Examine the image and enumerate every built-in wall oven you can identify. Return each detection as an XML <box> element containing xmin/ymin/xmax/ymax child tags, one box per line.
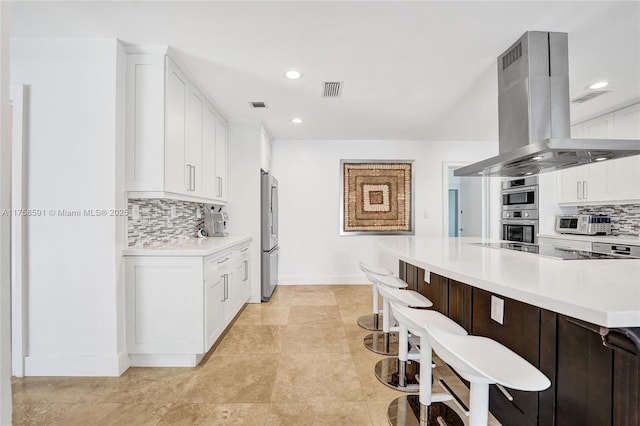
<box><xmin>501</xmin><ymin>176</ymin><xmax>539</xmax><ymax>244</ymax></box>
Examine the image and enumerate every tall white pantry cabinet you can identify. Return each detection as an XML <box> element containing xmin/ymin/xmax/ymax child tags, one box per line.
<box><xmin>125</xmin><ymin>47</ymin><xmax>228</xmax><ymax>203</ymax></box>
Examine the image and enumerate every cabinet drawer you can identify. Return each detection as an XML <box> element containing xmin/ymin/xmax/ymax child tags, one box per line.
<box><xmin>205</xmin><ymin>251</ymin><xmax>233</xmax><ymax>280</ymax></box>
<box><xmin>237</xmin><ymin>244</ymin><xmax>251</xmax><ymax>259</ymax></box>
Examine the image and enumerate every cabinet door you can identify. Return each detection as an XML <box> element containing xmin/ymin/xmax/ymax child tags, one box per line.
<box><xmin>187</xmin><ymin>85</ymin><xmax>205</xmax><ymax>195</ymax></box>
<box><xmin>164</xmin><ymin>58</ymin><xmax>189</xmax><ymax>195</ymax></box>
<box><xmin>126</xmin><ymin>257</ymin><xmax>204</xmax><ymax>355</ymax></box>
<box><xmin>202</xmin><ymin>105</ymin><xmax>218</xmax><ymax>199</ymax></box>
<box><xmin>556</xmin><ymin>316</ymin><xmax>613</xmax><ymax>426</ymax></box>
<box><xmin>416</xmin><ymin>270</ymin><xmax>448</xmax><ymax>314</ymax></box>
<box><xmin>472</xmin><ymin>288</ymin><xmax>542</xmax><ymax>426</ymax></box>
<box><xmin>557</xmin><ymin>166</ymin><xmax>586</xmax><ymax>203</ymax></box>
<box><xmin>238</xmin><ymin>248</ymin><xmax>251</xmax><ymax>303</ymax></box>
<box><xmin>447</xmin><ymin>280</ymin><xmax>472</xmax><ymax>332</ymax></box>
<box><xmin>205</xmin><ymin>276</ymin><xmax>223</xmax><ymax>351</ymax></box>
<box><xmin>215</xmin><ymin>116</ymin><xmax>228</xmax><ymax>201</ymax></box>
<box><xmin>612</xmin><ymin>104</ymin><xmax>640</xmax><ymax>201</ymax></box>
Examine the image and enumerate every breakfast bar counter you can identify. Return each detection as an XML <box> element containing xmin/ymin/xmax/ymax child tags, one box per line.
<box><xmin>379</xmin><ymin>236</ymin><xmax>640</xmax><ymax>425</ymax></box>
<box><xmin>378</xmin><ymin>236</ymin><xmax>640</xmax><ymax>328</ymax></box>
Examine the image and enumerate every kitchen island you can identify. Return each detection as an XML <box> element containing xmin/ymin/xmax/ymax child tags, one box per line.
<box><xmin>379</xmin><ymin>236</ymin><xmax>640</xmax><ymax>328</ymax></box>
<box><xmin>379</xmin><ymin>236</ymin><xmax>640</xmax><ymax>426</ymax></box>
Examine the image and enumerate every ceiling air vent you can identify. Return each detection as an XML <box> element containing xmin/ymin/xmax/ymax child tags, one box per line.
<box><xmin>571</xmin><ymin>91</ymin><xmax>610</xmax><ymax>104</ymax></box>
<box><xmin>322</xmin><ymin>81</ymin><xmax>343</xmax><ymax>98</ymax></box>
<box><xmin>249</xmin><ymin>101</ymin><xmax>268</xmax><ymax>108</ymax></box>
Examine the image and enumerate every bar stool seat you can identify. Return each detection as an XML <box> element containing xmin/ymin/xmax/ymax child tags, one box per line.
<box><xmin>425</xmin><ymin>323</ymin><xmax>551</xmax><ymax>425</ymax></box>
<box><xmin>373</xmin><ymin>284</ymin><xmax>434</xmax><ymax>391</ymax></box>
<box><xmin>357</xmin><ymin>262</ymin><xmax>394</xmax><ymax>331</ymax></box>
<box><xmin>362</xmin><ymin>272</ymin><xmax>412</xmax><ymax>356</ymax></box>
<box><xmin>388</xmin><ymin>302</ymin><xmax>467</xmax><ymax>426</ymax></box>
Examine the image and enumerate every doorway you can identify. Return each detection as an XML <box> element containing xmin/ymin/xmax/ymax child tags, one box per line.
<box><xmin>442</xmin><ymin>162</ymin><xmax>487</xmax><ymax>238</ymax></box>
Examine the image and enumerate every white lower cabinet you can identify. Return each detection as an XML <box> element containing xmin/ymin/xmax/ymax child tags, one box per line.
<box><xmin>126</xmin><ymin>242</ymin><xmax>252</xmax><ymax>367</ymax></box>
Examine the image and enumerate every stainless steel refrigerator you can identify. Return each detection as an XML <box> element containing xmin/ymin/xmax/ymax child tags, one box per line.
<box><xmin>261</xmin><ymin>171</ymin><xmax>279</xmax><ymax>301</ymax></box>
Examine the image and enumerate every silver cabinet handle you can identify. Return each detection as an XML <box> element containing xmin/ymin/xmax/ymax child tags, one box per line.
<box><xmin>217</xmin><ymin>256</ymin><xmax>231</xmax><ymax>265</ymax></box>
<box><xmin>240</xmin><ymin>247</ymin><xmax>249</xmax><ymax>253</ymax></box>
<box><xmin>577</xmin><ymin>181</ymin><xmax>582</xmax><ymax>200</ymax></box>
<box><xmin>583</xmin><ymin>180</ymin><xmax>588</xmax><ymax>200</ymax></box>
<box><xmin>244</xmin><ymin>260</ymin><xmax>249</xmax><ymax>281</ymax></box>
<box><xmin>186</xmin><ymin>164</ymin><xmax>192</xmax><ymax>191</ymax></box>
<box><xmin>220</xmin><ymin>277</ymin><xmax>225</xmax><ymax>302</ymax></box>
<box><xmin>216</xmin><ymin>177</ymin><xmax>222</xmax><ymax>197</ymax></box>
<box><xmin>191</xmin><ymin>165</ymin><xmax>196</xmax><ymax>191</ymax></box>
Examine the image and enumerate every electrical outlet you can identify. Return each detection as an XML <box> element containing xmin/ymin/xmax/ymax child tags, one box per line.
<box><xmin>491</xmin><ymin>295</ymin><xmax>504</xmax><ymax>325</ymax></box>
<box><xmin>132</xmin><ymin>205</ymin><xmax>140</xmax><ymax>220</ymax></box>
<box><xmin>170</xmin><ymin>206</ymin><xmax>176</xmax><ymax>219</ymax></box>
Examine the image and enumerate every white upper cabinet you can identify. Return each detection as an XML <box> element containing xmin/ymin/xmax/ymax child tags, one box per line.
<box><xmin>215</xmin><ymin>117</ymin><xmax>228</xmax><ymax>201</ymax></box>
<box><xmin>557</xmin><ymin>104</ymin><xmax>640</xmax><ymax>204</ymax></box>
<box><xmin>126</xmin><ymin>49</ymin><xmax>228</xmax><ymax>204</ymax></box>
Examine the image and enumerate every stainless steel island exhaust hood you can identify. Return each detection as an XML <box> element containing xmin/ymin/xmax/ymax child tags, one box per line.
<box><xmin>455</xmin><ymin>31</ymin><xmax>640</xmax><ymax>177</ymax></box>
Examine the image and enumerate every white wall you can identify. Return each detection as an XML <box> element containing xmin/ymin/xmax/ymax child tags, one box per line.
<box><xmin>272</xmin><ymin>139</ymin><xmax>497</xmax><ymax>284</ymax></box>
<box><xmin>11</xmin><ymin>38</ymin><xmax>128</xmax><ymax>376</ymax></box>
<box><xmin>0</xmin><ymin>1</ymin><xmax>12</xmax><ymax>421</ymax></box>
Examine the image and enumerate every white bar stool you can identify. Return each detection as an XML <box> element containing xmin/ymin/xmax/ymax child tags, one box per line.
<box><xmin>374</xmin><ymin>284</ymin><xmax>433</xmax><ymax>392</ymax></box>
<box><xmin>357</xmin><ymin>261</ymin><xmax>394</xmax><ymax>331</ymax></box>
<box><xmin>362</xmin><ymin>272</ymin><xmax>409</xmax><ymax>356</ymax></box>
<box><xmin>425</xmin><ymin>323</ymin><xmax>551</xmax><ymax>426</ymax></box>
<box><xmin>388</xmin><ymin>301</ymin><xmax>468</xmax><ymax>426</ymax></box>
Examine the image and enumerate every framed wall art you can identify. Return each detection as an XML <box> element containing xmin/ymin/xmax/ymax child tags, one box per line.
<box><xmin>340</xmin><ymin>160</ymin><xmax>414</xmax><ymax>235</ymax></box>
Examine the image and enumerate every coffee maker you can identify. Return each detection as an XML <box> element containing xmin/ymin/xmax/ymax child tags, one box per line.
<box><xmin>204</xmin><ymin>205</ymin><xmax>228</xmax><ymax>237</ymax></box>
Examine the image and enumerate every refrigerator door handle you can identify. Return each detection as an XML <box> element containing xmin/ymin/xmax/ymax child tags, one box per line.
<box><xmin>271</xmin><ymin>185</ymin><xmax>278</xmax><ymax>236</ymax></box>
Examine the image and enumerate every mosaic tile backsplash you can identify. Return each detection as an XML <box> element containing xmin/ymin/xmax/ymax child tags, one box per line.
<box><xmin>578</xmin><ymin>204</ymin><xmax>640</xmax><ymax>236</ymax></box>
<box><xmin>128</xmin><ymin>199</ymin><xmax>205</xmax><ymax>247</ymax></box>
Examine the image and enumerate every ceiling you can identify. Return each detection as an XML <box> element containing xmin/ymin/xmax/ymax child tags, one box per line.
<box><xmin>9</xmin><ymin>1</ymin><xmax>640</xmax><ymax>141</ymax></box>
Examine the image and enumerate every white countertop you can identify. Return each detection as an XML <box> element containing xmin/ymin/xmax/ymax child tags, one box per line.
<box><xmin>379</xmin><ymin>236</ymin><xmax>640</xmax><ymax>328</ymax></box>
<box><xmin>538</xmin><ymin>233</ymin><xmax>640</xmax><ymax>246</ymax></box>
<box><xmin>123</xmin><ymin>235</ymin><xmax>252</xmax><ymax>256</ymax></box>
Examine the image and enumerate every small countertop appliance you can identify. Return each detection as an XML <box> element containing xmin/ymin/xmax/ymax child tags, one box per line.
<box><xmin>555</xmin><ymin>214</ymin><xmax>612</xmax><ymax>236</ymax></box>
<box><xmin>204</xmin><ymin>205</ymin><xmax>228</xmax><ymax>237</ymax></box>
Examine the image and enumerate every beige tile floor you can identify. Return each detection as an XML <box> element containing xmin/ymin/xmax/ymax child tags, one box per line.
<box><xmin>11</xmin><ymin>285</ymin><xmax>402</xmax><ymax>425</ymax></box>
<box><xmin>12</xmin><ymin>285</ymin><xmax>495</xmax><ymax>425</ymax></box>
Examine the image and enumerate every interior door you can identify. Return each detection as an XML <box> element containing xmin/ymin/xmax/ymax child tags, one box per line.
<box><xmin>459</xmin><ymin>177</ymin><xmax>483</xmax><ymax>237</ymax></box>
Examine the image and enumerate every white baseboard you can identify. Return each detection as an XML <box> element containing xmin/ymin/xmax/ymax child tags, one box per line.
<box><xmin>129</xmin><ymin>353</ymin><xmax>203</xmax><ymax>367</ymax></box>
<box><xmin>117</xmin><ymin>350</ymin><xmax>130</xmax><ymax>375</ymax></box>
<box><xmin>278</xmin><ymin>275</ymin><xmax>369</xmax><ymax>285</ymax></box>
<box><xmin>24</xmin><ymin>353</ymin><xmax>126</xmax><ymax>377</ymax></box>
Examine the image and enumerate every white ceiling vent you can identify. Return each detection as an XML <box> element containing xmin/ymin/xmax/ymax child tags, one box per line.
<box><xmin>571</xmin><ymin>90</ymin><xmax>610</xmax><ymax>104</ymax></box>
<box><xmin>249</xmin><ymin>101</ymin><xmax>268</xmax><ymax>108</ymax></box>
<box><xmin>322</xmin><ymin>81</ymin><xmax>343</xmax><ymax>98</ymax></box>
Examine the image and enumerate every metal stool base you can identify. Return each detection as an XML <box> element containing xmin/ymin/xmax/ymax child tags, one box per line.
<box><xmin>387</xmin><ymin>395</ymin><xmax>464</xmax><ymax>426</ymax></box>
<box><xmin>356</xmin><ymin>313</ymin><xmax>382</xmax><ymax>331</ymax></box>
<box><xmin>363</xmin><ymin>331</ymin><xmax>399</xmax><ymax>356</ymax></box>
<box><xmin>374</xmin><ymin>357</ymin><xmax>420</xmax><ymax>392</ymax></box>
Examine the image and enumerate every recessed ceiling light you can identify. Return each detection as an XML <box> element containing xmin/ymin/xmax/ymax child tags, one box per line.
<box><xmin>532</xmin><ymin>156</ymin><xmax>543</xmax><ymax>161</ymax></box>
<box><xmin>291</xmin><ymin>118</ymin><xmax>302</xmax><ymax>124</ymax></box>
<box><xmin>285</xmin><ymin>70</ymin><xmax>302</xmax><ymax>80</ymax></box>
<box><xmin>589</xmin><ymin>81</ymin><xmax>609</xmax><ymax>90</ymax></box>
<box><xmin>524</xmin><ymin>172</ymin><xmax>534</xmax><ymax>176</ymax></box>
<box><xmin>595</xmin><ymin>157</ymin><xmax>608</xmax><ymax>162</ymax></box>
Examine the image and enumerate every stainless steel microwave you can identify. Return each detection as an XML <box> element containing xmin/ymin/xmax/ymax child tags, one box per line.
<box><xmin>501</xmin><ymin>177</ymin><xmax>538</xmax><ymax>211</ymax></box>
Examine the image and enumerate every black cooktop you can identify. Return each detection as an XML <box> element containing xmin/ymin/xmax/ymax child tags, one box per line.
<box><xmin>472</xmin><ymin>242</ymin><xmax>638</xmax><ymax>260</ymax></box>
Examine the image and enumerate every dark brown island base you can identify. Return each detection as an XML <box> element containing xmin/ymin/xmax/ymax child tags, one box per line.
<box><xmin>399</xmin><ymin>261</ymin><xmax>640</xmax><ymax>426</ymax></box>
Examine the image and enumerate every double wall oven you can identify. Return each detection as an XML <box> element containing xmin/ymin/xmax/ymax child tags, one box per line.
<box><xmin>501</xmin><ymin>176</ymin><xmax>539</xmax><ymax>244</ymax></box>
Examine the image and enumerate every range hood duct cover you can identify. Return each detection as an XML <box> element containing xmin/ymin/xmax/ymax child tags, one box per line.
<box><xmin>455</xmin><ymin>31</ymin><xmax>640</xmax><ymax>177</ymax></box>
